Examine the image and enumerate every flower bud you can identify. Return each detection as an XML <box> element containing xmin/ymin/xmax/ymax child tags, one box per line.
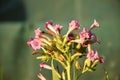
<box><xmin>32</xmin><ymin>51</ymin><xmax>39</xmax><ymax>55</ymax></box>
<box><xmin>58</xmin><ymin>54</ymin><xmax>65</xmax><ymax>62</ymax></box>
<box><xmin>40</xmin><ymin>62</ymin><xmax>52</xmax><ymax>70</ymax></box>
<box><xmin>37</xmin><ymin>56</ymin><xmax>51</xmax><ymax>61</ymax></box>
<box><xmin>76</xmin><ymin>44</ymin><xmax>81</xmax><ymax>49</ymax></box>
<box><xmin>99</xmin><ymin>57</ymin><xmax>104</xmax><ymax>64</ymax></box>
<box><xmin>75</xmin><ymin>61</ymin><xmax>82</xmax><ymax>70</ymax></box>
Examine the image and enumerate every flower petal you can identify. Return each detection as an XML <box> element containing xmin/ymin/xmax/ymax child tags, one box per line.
<box><xmin>27</xmin><ymin>38</ymin><xmax>41</xmax><ymax>50</ymax></box>
<box><xmin>90</xmin><ymin>19</ymin><xmax>99</xmax><ymax>30</ymax></box>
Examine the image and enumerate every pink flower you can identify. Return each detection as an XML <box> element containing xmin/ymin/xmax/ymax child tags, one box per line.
<box><xmin>69</xmin><ymin>20</ymin><xmax>80</xmax><ymax>30</ymax></box>
<box><xmin>40</xmin><ymin>63</ymin><xmax>52</xmax><ymax>70</ymax></box>
<box><xmin>27</xmin><ymin>38</ymin><xmax>41</xmax><ymax>50</ymax></box>
<box><xmin>38</xmin><ymin>73</ymin><xmax>46</xmax><ymax>80</ymax></box>
<box><xmin>35</xmin><ymin>28</ymin><xmax>42</xmax><ymax>38</ymax></box>
<box><xmin>78</xmin><ymin>28</ymin><xmax>92</xmax><ymax>44</ymax></box>
<box><xmin>79</xmin><ymin>38</ymin><xmax>85</xmax><ymax>45</ymax></box>
<box><xmin>54</xmin><ymin>24</ymin><xmax>63</xmax><ymax>33</ymax></box>
<box><xmin>90</xmin><ymin>19</ymin><xmax>99</xmax><ymax>30</ymax></box>
<box><xmin>79</xmin><ymin>28</ymin><xmax>92</xmax><ymax>39</ymax></box>
<box><xmin>45</xmin><ymin>21</ymin><xmax>57</xmax><ymax>34</ymax></box>
<box><xmin>45</xmin><ymin>21</ymin><xmax>53</xmax><ymax>27</ymax></box>
<box><xmin>87</xmin><ymin>50</ymin><xmax>99</xmax><ymax>62</ymax></box>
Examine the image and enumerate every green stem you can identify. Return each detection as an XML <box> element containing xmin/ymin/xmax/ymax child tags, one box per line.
<box><xmin>66</xmin><ymin>62</ymin><xmax>71</xmax><ymax>80</ymax></box>
<box><xmin>73</xmin><ymin>61</ymin><xmax>76</xmax><ymax>80</ymax></box>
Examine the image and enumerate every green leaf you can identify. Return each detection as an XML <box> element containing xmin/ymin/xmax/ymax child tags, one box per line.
<box><xmin>51</xmin><ymin>60</ymin><xmax>61</xmax><ymax>80</ymax></box>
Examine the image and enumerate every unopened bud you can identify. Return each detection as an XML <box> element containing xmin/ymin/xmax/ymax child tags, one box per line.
<box><xmin>99</xmin><ymin>57</ymin><xmax>104</xmax><ymax>64</ymax></box>
<box><xmin>32</xmin><ymin>51</ymin><xmax>39</xmax><ymax>55</ymax></box>
<box><xmin>76</xmin><ymin>43</ymin><xmax>81</xmax><ymax>49</ymax></box>
<box><xmin>37</xmin><ymin>56</ymin><xmax>50</xmax><ymax>61</ymax></box>
<box><xmin>75</xmin><ymin>61</ymin><xmax>82</xmax><ymax>70</ymax></box>
<box><xmin>58</xmin><ymin>55</ymin><xmax>64</xmax><ymax>62</ymax></box>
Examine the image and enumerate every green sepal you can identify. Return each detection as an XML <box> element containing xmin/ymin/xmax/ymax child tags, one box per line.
<box><xmin>76</xmin><ymin>43</ymin><xmax>81</xmax><ymax>49</ymax></box>
<box><xmin>82</xmin><ymin>58</ymin><xmax>91</xmax><ymax>73</ymax></box>
<box><xmin>82</xmin><ymin>59</ymin><xmax>99</xmax><ymax>73</ymax></box>
<box><xmin>75</xmin><ymin>61</ymin><xmax>82</xmax><ymax>70</ymax></box>
<box><xmin>91</xmin><ymin>59</ymin><xmax>99</xmax><ymax>68</ymax></box>
<box><xmin>36</xmin><ymin>55</ymin><xmax>51</xmax><ymax>62</ymax></box>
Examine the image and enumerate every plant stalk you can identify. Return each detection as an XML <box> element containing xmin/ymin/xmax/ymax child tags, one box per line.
<box><xmin>66</xmin><ymin>62</ymin><xmax>71</xmax><ymax>80</ymax></box>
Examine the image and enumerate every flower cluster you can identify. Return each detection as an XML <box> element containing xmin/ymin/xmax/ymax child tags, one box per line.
<box><xmin>27</xmin><ymin>19</ymin><xmax>104</xmax><ymax>80</ymax></box>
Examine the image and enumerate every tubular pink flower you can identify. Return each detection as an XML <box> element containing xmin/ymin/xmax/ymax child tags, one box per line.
<box><xmin>54</xmin><ymin>24</ymin><xmax>63</xmax><ymax>33</ymax></box>
<box><xmin>40</xmin><ymin>63</ymin><xmax>52</xmax><ymax>70</ymax></box>
<box><xmin>69</xmin><ymin>20</ymin><xmax>80</xmax><ymax>30</ymax></box>
<box><xmin>78</xmin><ymin>28</ymin><xmax>92</xmax><ymax>45</ymax></box>
<box><xmin>66</xmin><ymin>20</ymin><xmax>80</xmax><ymax>38</ymax></box>
<box><xmin>27</xmin><ymin>38</ymin><xmax>41</xmax><ymax>50</ymax></box>
<box><xmin>79</xmin><ymin>28</ymin><xmax>92</xmax><ymax>39</ymax></box>
<box><xmin>45</xmin><ymin>21</ymin><xmax>57</xmax><ymax>34</ymax></box>
<box><xmin>46</xmin><ymin>24</ymin><xmax>56</xmax><ymax>33</ymax></box>
<box><xmin>87</xmin><ymin>50</ymin><xmax>99</xmax><ymax>62</ymax></box>
<box><xmin>35</xmin><ymin>28</ymin><xmax>42</xmax><ymax>38</ymax></box>
<box><xmin>45</xmin><ymin>21</ymin><xmax>53</xmax><ymax>27</ymax></box>
<box><xmin>90</xmin><ymin>19</ymin><xmax>99</xmax><ymax>30</ymax></box>
<box><xmin>38</xmin><ymin>73</ymin><xmax>46</xmax><ymax>80</ymax></box>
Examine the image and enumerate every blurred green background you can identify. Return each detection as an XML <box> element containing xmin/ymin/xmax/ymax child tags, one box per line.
<box><xmin>0</xmin><ymin>0</ymin><xmax>120</xmax><ymax>80</ymax></box>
